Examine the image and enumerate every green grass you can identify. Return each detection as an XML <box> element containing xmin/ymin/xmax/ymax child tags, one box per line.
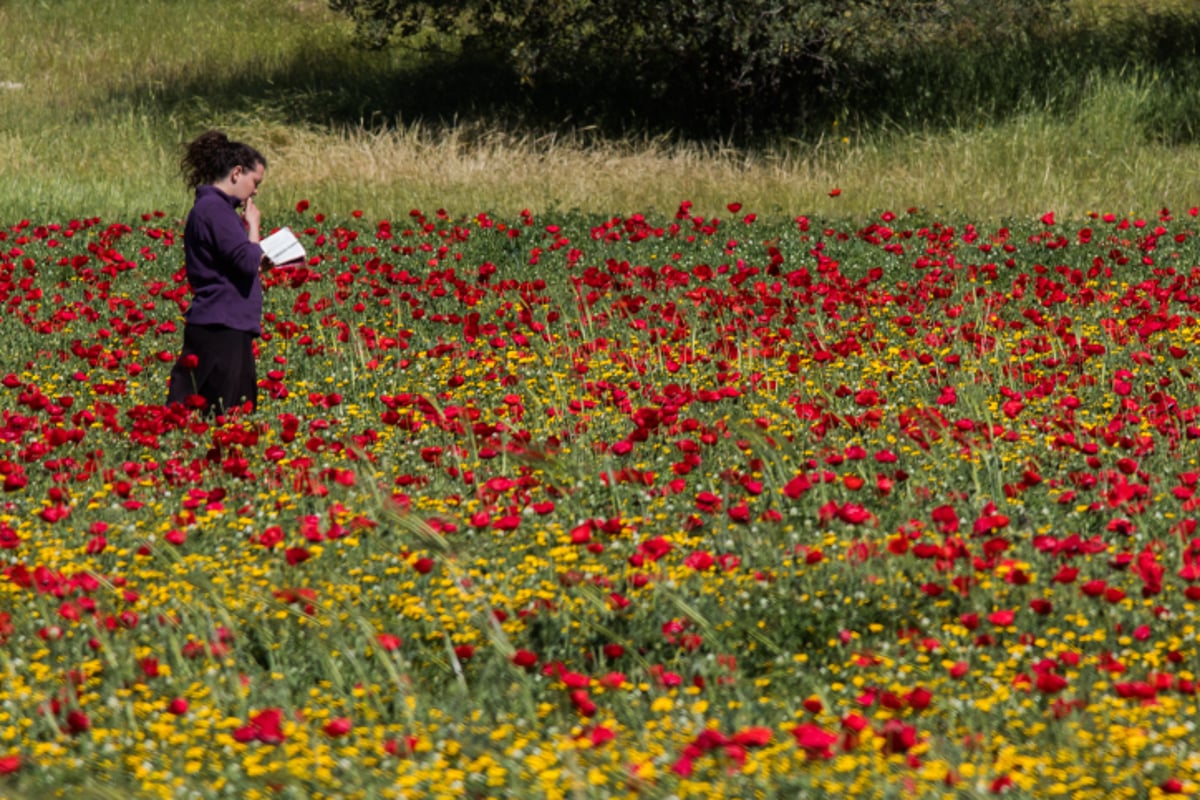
<box><xmin>1</xmin><ymin>0</ymin><xmax>1198</xmax><ymax>223</ymax></box>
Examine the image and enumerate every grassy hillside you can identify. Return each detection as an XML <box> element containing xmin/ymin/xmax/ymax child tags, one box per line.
<box><xmin>1</xmin><ymin>0</ymin><xmax>1198</xmax><ymax>222</ymax></box>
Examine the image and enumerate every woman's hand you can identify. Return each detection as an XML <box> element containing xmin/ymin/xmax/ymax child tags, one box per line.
<box><xmin>244</xmin><ymin>196</ymin><xmax>263</xmax><ymax>242</ymax></box>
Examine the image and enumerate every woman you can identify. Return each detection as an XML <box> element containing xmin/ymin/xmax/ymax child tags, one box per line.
<box><xmin>166</xmin><ymin>130</ymin><xmax>269</xmax><ymax>416</ymax></box>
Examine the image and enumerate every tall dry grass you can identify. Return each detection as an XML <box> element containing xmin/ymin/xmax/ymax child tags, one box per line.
<box><xmin>258</xmin><ymin>98</ymin><xmax>1200</xmax><ymax>222</ymax></box>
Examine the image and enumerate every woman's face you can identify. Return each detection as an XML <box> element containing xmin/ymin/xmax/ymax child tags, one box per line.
<box><xmin>226</xmin><ymin>162</ymin><xmax>265</xmax><ymax>203</ymax></box>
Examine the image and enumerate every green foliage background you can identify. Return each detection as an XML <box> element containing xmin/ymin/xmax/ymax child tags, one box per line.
<box><xmin>327</xmin><ymin>0</ymin><xmax>1200</xmax><ymax>140</ymax></box>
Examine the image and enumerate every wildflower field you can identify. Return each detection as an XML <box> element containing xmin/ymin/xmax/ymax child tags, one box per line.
<box><xmin>3</xmin><ymin>199</ymin><xmax>1200</xmax><ymax>799</ymax></box>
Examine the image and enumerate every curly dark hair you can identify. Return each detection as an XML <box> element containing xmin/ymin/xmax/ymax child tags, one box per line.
<box><xmin>179</xmin><ymin>130</ymin><xmax>267</xmax><ymax>190</ymax></box>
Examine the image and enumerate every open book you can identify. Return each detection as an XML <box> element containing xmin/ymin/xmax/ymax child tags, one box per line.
<box><xmin>260</xmin><ymin>227</ymin><xmax>306</xmax><ymax>265</ymax></box>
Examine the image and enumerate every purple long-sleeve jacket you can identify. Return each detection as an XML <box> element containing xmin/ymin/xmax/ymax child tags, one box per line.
<box><xmin>182</xmin><ymin>185</ymin><xmax>264</xmax><ymax>335</ymax></box>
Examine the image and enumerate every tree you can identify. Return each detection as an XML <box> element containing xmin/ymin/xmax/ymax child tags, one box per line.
<box><xmin>328</xmin><ymin>0</ymin><xmax>1074</xmax><ymax>137</ymax></box>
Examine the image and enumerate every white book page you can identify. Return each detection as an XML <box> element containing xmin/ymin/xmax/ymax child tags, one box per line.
<box><xmin>260</xmin><ymin>227</ymin><xmax>305</xmax><ymax>264</ymax></box>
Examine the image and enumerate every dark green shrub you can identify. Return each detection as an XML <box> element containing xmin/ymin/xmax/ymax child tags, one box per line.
<box><xmin>327</xmin><ymin>0</ymin><xmax>1200</xmax><ymax>141</ymax></box>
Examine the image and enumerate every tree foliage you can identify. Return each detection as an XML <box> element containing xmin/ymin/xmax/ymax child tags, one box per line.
<box><xmin>327</xmin><ymin>0</ymin><xmax>1199</xmax><ymax>137</ymax></box>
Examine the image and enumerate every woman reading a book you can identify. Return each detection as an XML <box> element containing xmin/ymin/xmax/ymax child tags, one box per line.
<box><xmin>166</xmin><ymin>130</ymin><xmax>269</xmax><ymax>416</ymax></box>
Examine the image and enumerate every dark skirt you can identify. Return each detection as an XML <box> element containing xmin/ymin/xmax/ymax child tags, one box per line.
<box><xmin>166</xmin><ymin>323</ymin><xmax>258</xmax><ymax>416</ymax></box>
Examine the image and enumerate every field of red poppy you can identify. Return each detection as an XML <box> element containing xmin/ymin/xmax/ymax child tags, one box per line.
<box><xmin>2</xmin><ymin>200</ymin><xmax>1200</xmax><ymax>798</ymax></box>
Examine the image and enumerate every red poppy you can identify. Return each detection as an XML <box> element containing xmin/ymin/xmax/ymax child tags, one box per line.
<box><xmin>670</xmin><ymin>755</ymin><xmax>695</xmax><ymax>777</ymax></box>
<box><xmin>732</xmin><ymin>727</ymin><xmax>772</xmax><ymax>747</ymax></box>
<box><xmin>906</xmin><ymin>686</ymin><xmax>933</xmax><ymax>710</ymax></box>
<box><xmin>324</xmin><ymin>717</ymin><xmax>352</xmax><ymax>737</ymax></box>
<box><xmin>638</xmin><ymin>537</ymin><xmax>673</xmax><ymax>561</ymax></box>
<box><xmin>838</xmin><ymin>503</ymin><xmax>872</xmax><ymax>525</ymax></box>
<box><xmin>257</xmin><ymin>526</ymin><xmax>284</xmax><ymax>548</ymax></box>
<box><xmin>512</xmin><ymin>649</ymin><xmax>538</xmax><ymax>669</ymax></box>
<box><xmin>727</xmin><ymin>502</ymin><xmax>751</xmax><ymax>522</ymax></box>
<box><xmin>988</xmin><ymin>609</ymin><xmax>1015</xmax><ymax>627</ymax></box>
<box><xmin>1030</xmin><ymin>598</ymin><xmax>1054</xmax><ymax>615</ymax></box>
<box><xmin>694</xmin><ymin>491</ymin><xmax>722</xmax><ymax>513</ymax></box>
<box><xmin>1160</xmin><ymin>778</ymin><xmax>1186</xmax><ymax>794</ymax></box>
<box><xmin>880</xmin><ymin>719</ymin><xmax>917</xmax><ymax>755</ymax></box>
<box><xmin>991</xmin><ymin>774</ymin><xmax>1014</xmax><ymax>793</ymax></box>
<box><xmin>783</xmin><ymin>473</ymin><xmax>812</xmax><ymax>499</ymax></box>
<box><xmin>1052</xmin><ymin>565</ymin><xmax>1078</xmax><ymax>583</ymax></box>
<box><xmin>375</xmin><ymin>633</ymin><xmax>403</xmax><ymax>651</ymax></box>
<box><xmin>284</xmin><ymin>547</ymin><xmax>311</xmax><ymax>566</ymax></box>
<box><xmin>65</xmin><ymin>710</ymin><xmax>90</xmax><ymax>735</ymax></box>
<box><xmin>234</xmin><ymin>708</ymin><xmax>286</xmax><ymax>744</ymax></box>
<box><xmin>791</xmin><ymin>723</ymin><xmax>837</xmax><ymax>759</ymax></box>
<box><xmin>930</xmin><ymin>504</ymin><xmax>959</xmax><ymax>533</ymax></box>
<box><xmin>492</xmin><ymin>514</ymin><xmax>521</xmax><ymax>531</ymax></box>
<box><xmin>1034</xmin><ymin>669</ymin><xmax>1068</xmax><ymax>693</ymax></box>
